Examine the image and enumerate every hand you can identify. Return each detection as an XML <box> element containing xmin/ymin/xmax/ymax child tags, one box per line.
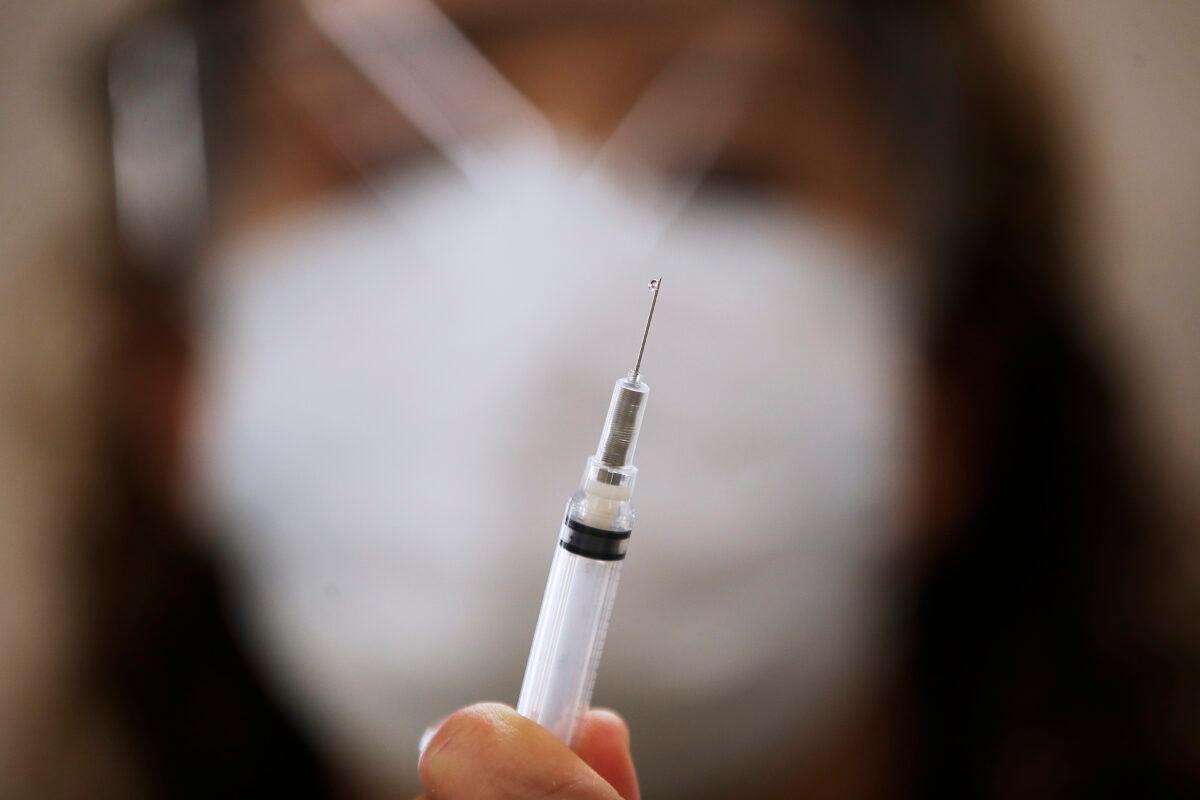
<box><xmin>417</xmin><ymin>703</ymin><xmax>639</xmax><ymax>800</ymax></box>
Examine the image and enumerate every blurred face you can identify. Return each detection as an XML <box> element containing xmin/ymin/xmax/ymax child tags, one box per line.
<box><xmin>179</xmin><ymin>2</ymin><xmax>920</xmax><ymax>796</ymax></box>
<box><xmin>211</xmin><ymin>0</ymin><xmax>905</xmax><ymax>244</ymax></box>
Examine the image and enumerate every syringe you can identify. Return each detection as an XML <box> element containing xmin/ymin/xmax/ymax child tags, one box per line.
<box><xmin>516</xmin><ymin>278</ymin><xmax>663</xmax><ymax>746</ymax></box>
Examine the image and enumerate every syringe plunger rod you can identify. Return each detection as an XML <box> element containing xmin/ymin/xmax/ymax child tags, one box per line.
<box><xmin>595</xmin><ymin>378</ymin><xmax>648</xmax><ymax>468</ymax></box>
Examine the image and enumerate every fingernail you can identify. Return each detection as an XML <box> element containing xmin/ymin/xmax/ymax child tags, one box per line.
<box><xmin>418</xmin><ymin>716</ymin><xmax>448</xmax><ymax>760</ymax></box>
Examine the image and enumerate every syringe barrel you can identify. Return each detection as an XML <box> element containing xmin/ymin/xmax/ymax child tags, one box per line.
<box><xmin>516</xmin><ymin>487</ymin><xmax>633</xmax><ymax>746</ymax></box>
<box><xmin>518</xmin><ymin>375</ymin><xmax>647</xmax><ymax>746</ymax></box>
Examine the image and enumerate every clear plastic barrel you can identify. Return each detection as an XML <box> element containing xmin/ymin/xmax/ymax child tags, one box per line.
<box><xmin>518</xmin><ymin>377</ymin><xmax>644</xmax><ymax>746</ymax></box>
<box><xmin>516</xmin><ymin>533</ymin><xmax>624</xmax><ymax>746</ymax></box>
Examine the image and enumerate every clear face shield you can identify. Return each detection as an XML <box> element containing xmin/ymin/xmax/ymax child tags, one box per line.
<box><xmin>110</xmin><ymin>2</ymin><xmax>917</xmax><ymax>795</ymax></box>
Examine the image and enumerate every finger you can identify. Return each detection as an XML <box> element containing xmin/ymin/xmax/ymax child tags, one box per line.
<box><xmin>574</xmin><ymin>709</ymin><xmax>639</xmax><ymax>800</ymax></box>
<box><xmin>418</xmin><ymin>703</ymin><xmax>623</xmax><ymax>800</ymax></box>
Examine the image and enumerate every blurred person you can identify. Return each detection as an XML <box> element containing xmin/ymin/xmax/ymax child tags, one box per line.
<box><xmin>104</xmin><ymin>1</ymin><xmax>916</xmax><ymax>795</ymax></box>
<box><xmin>3</xmin><ymin>0</ymin><xmax>1196</xmax><ymax>798</ymax></box>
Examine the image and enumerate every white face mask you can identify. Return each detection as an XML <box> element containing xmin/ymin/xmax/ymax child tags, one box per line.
<box><xmin>188</xmin><ymin>142</ymin><xmax>914</xmax><ymax>797</ymax></box>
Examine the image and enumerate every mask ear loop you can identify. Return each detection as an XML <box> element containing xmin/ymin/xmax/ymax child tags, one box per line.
<box><xmin>573</xmin><ymin>21</ymin><xmax>767</xmax><ymax>262</ymax></box>
<box><xmin>303</xmin><ymin>0</ymin><xmax>559</xmax><ymax>190</ymax></box>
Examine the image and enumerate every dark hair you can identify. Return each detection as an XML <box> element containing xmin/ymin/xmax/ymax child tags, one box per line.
<box><xmin>839</xmin><ymin>3</ymin><xmax>1199</xmax><ymax>796</ymax></box>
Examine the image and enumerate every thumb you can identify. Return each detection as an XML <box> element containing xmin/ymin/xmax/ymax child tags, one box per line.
<box><xmin>574</xmin><ymin>709</ymin><xmax>639</xmax><ymax>800</ymax></box>
<box><xmin>417</xmin><ymin>703</ymin><xmax>622</xmax><ymax>800</ymax></box>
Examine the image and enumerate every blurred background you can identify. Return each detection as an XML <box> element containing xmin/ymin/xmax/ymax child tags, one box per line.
<box><xmin>2</xmin><ymin>1</ymin><xmax>1198</xmax><ymax>798</ymax></box>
